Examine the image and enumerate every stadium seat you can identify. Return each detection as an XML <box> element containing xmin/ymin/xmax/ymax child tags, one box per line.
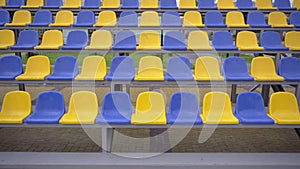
<box><xmin>134</xmin><ymin>56</ymin><xmax>164</xmax><ymax>81</ymax></box>
<box><xmin>136</xmin><ymin>31</ymin><xmax>161</xmax><ymax>50</ymax></box>
<box><xmin>194</xmin><ymin>56</ymin><xmax>224</xmax><ymax>81</ymax></box>
<box><xmin>28</xmin><ymin>10</ymin><xmax>52</xmax><ymax>27</ymax></box>
<box><xmin>223</xmin><ymin>56</ymin><xmax>254</xmax><ymax>81</ymax></box>
<box><xmin>96</xmin><ymin>92</ymin><xmax>132</xmax><ymax>124</ymax></box>
<box><xmin>139</xmin><ymin>11</ymin><xmax>160</xmax><ymax>27</ymax></box>
<box><xmin>94</xmin><ymin>11</ymin><xmax>116</xmax><ymax>26</ymax></box>
<box><xmin>72</xmin><ymin>10</ymin><xmax>95</xmax><ymax>27</ymax></box>
<box><xmin>46</xmin><ymin>56</ymin><xmax>78</xmax><ymax>80</ymax></box>
<box><xmin>140</xmin><ymin>0</ymin><xmax>158</xmax><ymax>9</ymax></box>
<box><xmin>42</xmin><ymin>0</ymin><xmax>62</xmax><ymax>9</ymax></box>
<box><xmin>204</xmin><ymin>11</ymin><xmax>227</xmax><ymax>28</ymax></box>
<box><xmin>35</xmin><ymin>30</ymin><xmax>63</xmax><ymax>50</ymax></box>
<box><xmin>59</xmin><ymin>91</ymin><xmax>98</xmax><ymax>124</ymax></box>
<box><xmin>101</xmin><ymin>0</ymin><xmax>120</xmax><ymax>8</ymax></box>
<box><xmin>0</xmin><ymin>10</ymin><xmax>10</xmax><ymax>26</ymax></box>
<box><xmin>163</xmin><ymin>31</ymin><xmax>186</xmax><ymax>50</ymax></box>
<box><xmin>212</xmin><ymin>31</ymin><xmax>238</xmax><ymax>50</ymax></box>
<box><xmin>279</xmin><ymin>57</ymin><xmax>300</xmax><ymax>81</ymax></box>
<box><xmin>183</xmin><ymin>11</ymin><xmax>205</xmax><ymax>27</ymax></box>
<box><xmin>274</xmin><ymin>0</ymin><xmax>297</xmax><ymax>10</ymax></box>
<box><xmin>0</xmin><ymin>56</ymin><xmax>22</xmax><ymax>80</ymax></box>
<box><xmin>117</xmin><ymin>11</ymin><xmax>138</xmax><ymax>27</ymax></box>
<box><xmin>201</xmin><ymin>92</ymin><xmax>239</xmax><ymax>124</ymax></box>
<box><xmin>9</xmin><ymin>30</ymin><xmax>39</xmax><ymax>50</ymax></box>
<box><xmin>247</xmin><ymin>11</ymin><xmax>271</xmax><ymax>28</ymax></box>
<box><xmin>226</xmin><ymin>11</ymin><xmax>249</xmax><ymax>28</ymax></box>
<box><xmin>187</xmin><ymin>31</ymin><xmax>212</xmax><ymax>50</ymax></box>
<box><xmin>2</xmin><ymin>0</ymin><xmax>24</xmax><ymax>8</ymax></box>
<box><xmin>217</xmin><ymin>0</ymin><xmax>237</xmax><ymax>10</ymax></box>
<box><xmin>0</xmin><ymin>0</ymin><xmax>5</xmax><ymax>6</ymax></box>
<box><xmin>81</xmin><ymin>0</ymin><xmax>100</xmax><ymax>9</ymax></box>
<box><xmin>61</xmin><ymin>30</ymin><xmax>88</xmax><ymax>50</ymax></box>
<box><xmin>75</xmin><ymin>56</ymin><xmax>106</xmax><ymax>81</ymax></box>
<box><xmin>16</xmin><ymin>55</ymin><xmax>50</xmax><ymax>81</ymax></box>
<box><xmin>268</xmin><ymin>12</ymin><xmax>294</xmax><ymax>28</ymax></box>
<box><xmin>121</xmin><ymin>0</ymin><xmax>138</xmax><ymax>9</ymax></box>
<box><xmin>290</xmin><ymin>12</ymin><xmax>300</xmax><ymax>28</ymax></box>
<box><xmin>269</xmin><ymin>92</ymin><xmax>300</xmax><ymax>124</ymax></box>
<box><xmin>60</xmin><ymin>0</ymin><xmax>81</xmax><ymax>8</ymax></box>
<box><xmin>162</xmin><ymin>12</ymin><xmax>181</xmax><ymax>27</ymax></box>
<box><xmin>251</xmin><ymin>57</ymin><xmax>284</xmax><ymax>81</ymax></box>
<box><xmin>112</xmin><ymin>30</ymin><xmax>136</xmax><ymax>50</ymax></box>
<box><xmin>24</xmin><ymin>91</ymin><xmax>65</xmax><ymax>124</ymax></box>
<box><xmin>0</xmin><ymin>91</ymin><xmax>31</xmax><ymax>124</ymax></box>
<box><xmin>160</xmin><ymin>0</ymin><xmax>178</xmax><ymax>9</ymax></box>
<box><xmin>85</xmin><ymin>30</ymin><xmax>112</xmax><ymax>50</ymax></box>
<box><xmin>293</xmin><ymin>0</ymin><xmax>300</xmax><ymax>9</ymax></box>
<box><xmin>49</xmin><ymin>10</ymin><xmax>74</xmax><ymax>27</ymax></box>
<box><xmin>131</xmin><ymin>92</ymin><xmax>166</xmax><ymax>125</ymax></box>
<box><xmin>284</xmin><ymin>31</ymin><xmax>300</xmax><ymax>50</ymax></box>
<box><xmin>260</xmin><ymin>31</ymin><xmax>289</xmax><ymax>51</ymax></box>
<box><xmin>255</xmin><ymin>0</ymin><xmax>277</xmax><ymax>10</ymax></box>
<box><xmin>5</xmin><ymin>10</ymin><xmax>31</xmax><ymax>26</ymax></box>
<box><xmin>236</xmin><ymin>0</ymin><xmax>257</xmax><ymax>10</ymax></box>
<box><xmin>0</xmin><ymin>30</ymin><xmax>15</xmax><ymax>49</ymax></box>
<box><xmin>21</xmin><ymin>0</ymin><xmax>43</xmax><ymax>8</ymax></box>
<box><xmin>167</xmin><ymin>92</ymin><xmax>202</xmax><ymax>124</ymax></box>
<box><xmin>235</xmin><ymin>92</ymin><xmax>274</xmax><ymax>124</ymax></box>
<box><xmin>236</xmin><ymin>31</ymin><xmax>264</xmax><ymax>50</ymax></box>
<box><xmin>179</xmin><ymin>0</ymin><xmax>197</xmax><ymax>9</ymax></box>
<box><xmin>198</xmin><ymin>0</ymin><xmax>217</xmax><ymax>9</ymax></box>
<box><xmin>105</xmin><ymin>56</ymin><xmax>135</xmax><ymax>81</ymax></box>
<box><xmin>164</xmin><ymin>56</ymin><xmax>194</xmax><ymax>81</ymax></box>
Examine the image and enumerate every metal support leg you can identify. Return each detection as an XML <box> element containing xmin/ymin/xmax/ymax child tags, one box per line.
<box><xmin>231</xmin><ymin>84</ymin><xmax>237</xmax><ymax>103</ymax></box>
<box><xmin>18</xmin><ymin>84</ymin><xmax>25</xmax><ymax>91</ymax></box>
<box><xmin>114</xmin><ymin>84</ymin><xmax>123</xmax><ymax>91</ymax></box>
<box><xmin>101</xmin><ymin>128</ymin><xmax>114</xmax><ymax>153</ymax></box>
<box><xmin>126</xmin><ymin>84</ymin><xmax>130</xmax><ymax>95</ymax></box>
<box><xmin>261</xmin><ymin>85</ymin><xmax>270</xmax><ymax>106</ymax></box>
<box><xmin>275</xmin><ymin>53</ymin><xmax>281</xmax><ymax>69</ymax></box>
<box><xmin>295</xmin><ymin>84</ymin><xmax>300</xmax><ymax>107</ymax></box>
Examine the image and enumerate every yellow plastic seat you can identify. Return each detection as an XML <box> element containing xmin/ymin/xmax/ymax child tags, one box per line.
<box><xmin>60</xmin><ymin>0</ymin><xmax>82</xmax><ymax>8</ymax></box>
<box><xmin>136</xmin><ymin>31</ymin><xmax>161</xmax><ymax>50</ymax></box>
<box><xmin>0</xmin><ymin>0</ymin><xmax>6</xmax><ymax>6</ymax></box>
<box><xmin>255</xmin><ymin>0</ymin><xmax>277</xmax><ymax>10</ymax></box>
<box><xmin>140</xmin><ymin>0</ymin><xmax>158</xmax><ymax>9</ymax></box>
<box><xmin>5</xmin><ymin>10</ymin><xmax>31</xmax><ymax>27</ymax></box>
<box><xmin>250</xmin><ymin>57</ymin><xmax>284</xmax><ymax>81</ymax></box>
<box><xmin>94</xmin><ymin>11</ymin><xmax>116</xmax><ymax>27</ymax></box>
<box><xmin>187</xmin><ymin>31</ymin><xmax>212</xmax><ymax>50</ymax></box>
<box><xmin>59</xmin><ymin>91</ymin><xmax>98</xmax><ymax>124</ymax></box>
<box><xmin>226</xmin><ymin>11</ymin><xmax>249</xmax><ymax>28</ymax></box>
<box><xmin>183</xmin><ymin>11</ymin><xmax>205</xmax><ymax>27</ymax></box>
<box><xmin>201</xmin><ymin>92</ymin><xmax>238</xmax><ymax>124</ymax></box>
<box><xmin>0</xmin><ymin>91</ymin><xmax>31</xmax><ymax>124</ymax></box>
<box><xmin>293</xmin><ymin>0</ymin><xmax>300</xmax><ymax>10</ymax></box>
<box><xmin>85</xmin><ymin>30</ymin><xmax>112</xmax><ymax>50</ymax></box>
<box><xmin>21</xmin><ymin>0</ymin><xmax>44</xmax><ymax>8</ymax></box>
<box><xmin>179</xmin><ymin>0</ymin><xmax>198</xmax><ymax>9</ymax></box>
<box><xmin>101</xmin><ymin>0</ymin><xmax>120</xmax><ymax>9</ymax></box>
<box><xmin>236</xmin><ymin>31</ymin><xmax>264</xmax><ymax>50</ymax></box>
<box><xmin>16</xmin><ymin>55</ymin><xmax>50</xmax><ymax>81</ymax></box>
<box><xmin>49</xmin><ymin>10</ymin><xmax>74</xmax><ymax>27</ymax></box>
<box><xmin>139</xmin><ymin>11</ymin><xmax>160</xmax><ymax>27</ymax></box>
<box><xmin>131</xmin><ymin>92</ymin><xmax>166</xmax><ymax>125</ymax></box>
<box><xmin>194</xmin><ymin>56</ymin><xmax>224</xmax><ymax>81</ymax></box>
<box><xmin>268</xmin><ymin>12</ymin><xmax>294</xmax><ymax>28</ymax></box>
<box><xmin>0</xmin><ymin>30</ymin><xmax>15</xmax><ymax>49</ymax></box>
<box><xmin>268</xmin><ymin>92</ymin><xmax>300</xmax><ymax>124</ymax></box>
<box><xmin>75</xmin><ymin>56</ymin><xmax>106</xmax><ymax>81</ymax></box>
<box><xmin>134</xmin><ymin>56</ymin><xmax>164</xmax><ymax>81</ymax></box>
<box><xmin>35</xmin><ymin>30</ymin><xmax>63</xmax><ymax>50</ymax></box>
<box><xmin>217</xmin><ymin>0</ymin><xmax>238</xmax><ymax>10</ymax></box>
<box><xmin>284</xmin><ymin>31</ymin><xmax>300</xmax><ymax>50</ymax></box>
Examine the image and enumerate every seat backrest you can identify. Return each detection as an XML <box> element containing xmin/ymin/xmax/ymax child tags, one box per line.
<box><xmin>1</xmin><ymin>91</ymin><xmax>31</xmax><ymax>115</ymax></box>
<box><xmin>160</xmin><ymin>0</ymin><xmax>177</xmax><ymax>8</ymax></box>
<box><xmin>137</xmin><ymin>56</ymin><xmax>163</xmax><ymax>78</ymax></box>
<box><xmin>140</xmin><ymin>0</ymin><xmax>158</xmax><ymax>8</ymax></box>
<box><xmin>183</xmin><ymin>11</ymin><xmax>203</xmax><ymax>26</ymax></box>
<box><xmin>25</xmin><ymin>0</ymin><xmax>43</xmax><ymax>7</ymax></box>
<box><xmin>102</xmin><ymin>92</ymin><xmax>132</xmax><ymax>116</ymax></box>
<box><xmin>96</xmin><ymin>10</ymin><xmax>116</xmax><ymax>26</ymax></box>
<box><xmin>247</xmin><ymin>11</ymin><xmax>267</xmax><ymax>25</ymax></box>
<box><xmin>24</xmin><ymin>55</ymin><xmax>50</xmax><ymax>75</ymax></box>
<box><xmin>293</xmin><ymin>0</ymin><xmax>300</xmax><ymax>8</ymax></box>
<box><xmin>118</xmin><ymin>11</ymin><xmax>138</xmax><ymax>26</ymax></box>
<box><xmin>136</xmin><ymin>92</ymin><xmax>165</xmax><ymax>114</ymax></box>
<box><xmin>226</xmin><ymin>11</ymin><xmax>246</xmax><ymax>26</ymax></box>
<box><xmin>223</xmin><ymin>56</ymin><xmax>249</xmax><ymax>77</ymax></box>
<box><xmin>11</xmin><ymin>10</ymin><xmax>31</xmax><ymax>24</ymax></box>
<box><xmin>212</xmin><ymin>31</ymin><xmax>234</xmax><ymax>47</ymax></box>
<box><xmin>0</xmin><ymin>56</ymin><xmax>22</xmax><ymax>77</ymax></box>
<box><xmin>198</xmin><ymin>0</ymin><xmax>215</xmax><ymax>8</ymax></box>
<box><xmin>204</xmin><ymin>11</ymin><xmax>224</xmax><ymax>25</ymax></box>
<box><xmin>138</xmin><ymin>30</ymin><xmax>160</xmax><ymax>48</ymax></box>
<box><xmin>68</xmin><ymin>91</ymin><xmax>98</xmax><ymax>117</ymax></box>
<box><xmin>236</xmin><ymin>31</ymin><xmax>259</xmax><ymax>48</ymax></box>
<box><xmin>109</xmin><ymin>56</ymin><xmax>135</xmax><ymax>77</ymax></box>
<box><xmin>16</xmin><ymin>30</ymin><xmax>39</xmax><ymax>46</ymax></box>
<box><xmin>162</xmin><ymin>11</ymin><xmax>181</xmax><ymax>26</ymax></box>
<box><xmin>102</xmin><ymin>0</ymin><xmax>120</xmax><ymax>7</ymax></box>
<box><xmin>33</xmin><ymin>10</ymin><xmax>52</xmax><ymax>24</ymax></box>
<box><xmin>166</xmin><ymin>56</ymin><xmax>192</xmax><ymax>77</ymax></box>
<box><xmin>256</xmin><ymin>0</ymin><xmax>274</xmax><ymax>8</ymax></box>
<box><xmin>35</xmin><ymin>91</ymin><xmax>65</xmax><ymax>115</ymax></box>
<box><xmin>114</xmin><ymin>30</ymin><xmax>136</xmax><ymax>48</ymax></box>
<box><xmin>80</xmin><ymin>56</ymin><xmax>106</xmax><ymax>76</ymax></box>
<box><xmin>66</xmin><ymin>30</ymin><xmax>88</xmax><ymax>46</ymax></box>
<box><xmin>217</xmin><ymin>0</ymin><xmax>236</xmax><ymax>8</ymax></box>
<box><xmin>164</xmin><ymin>30</ymin><xmax>186</xmax><ymax>48</ymax></box>
<box><xmin>274</xmin><ymin>0</ymin><xmax>292</xmax><ymax>8</ymax></box>
<box><xmin>64</xmin><ymin>0</ymin><xmax>81</xmax><ymax>6</ymax></box>
<box><xmin>89</xmin><ymin>30</ymin><xmax>112</xmax><ymax>49</ymax></box>
<box><xmin>236</xmin><ymin>92</ymin><xmax>266</xmax><ymax>115</ymax></box>
<box><xmin>83</xmin><ymin>0</ymin><xmax>100</xmax><ymax>7</ymax></box>
<box><xmin>236</xmin><ymin>0</ymin><xmax>254</xmax><ymax>8</ymax></box>
<box><xmin>195</xmin><ymin>56</ymin><xmax>222</xmax><ymax>78</ymax></box>
<box><xmin>279</xmin><ymin>57</ymin><xmax>300</xmax><ymax>77</ymax></box>
<box><xmin>187</xmin><ymin>31</ymin><xmax>210</xmax><ymax>49</ymax></box>
<box><xmin>268</xmin><ymin>12</ymin><xmax>289</xmax><ymax>26</ymax></box>
<box><xmin>202</xmin><ymin>92</ymin><xmax>232</xmax><ymax>118</ymax></box>
<box><xmin>7</xmin><ymin>0</ymin><xmax>25</xmax><ymax>6</ymax></box>
<box><xmin>0</xmin><ymin>10</ymin><xmax>10</xmax><ymax>24</ymax></box>
<box><xmin>169</xmin><ymin>92</ymin><xmax>199</xmax><ymax>117</ymax></box>
<box><xmin>251</xmin><ymin>57</ymin><xmax>277</xmax><ymax>77</ymax></box>
<box><xmin>44</xmin><ymin>0</ymin><xmax>62</xmax><ymax>7</ymax></box>
<box><xmin>139</xmin><ymin>11</ymin><xmax>160</xmax><ymax>26</ymax></box>
<box><xmin>179</xmin><ymin>0</ymin><xmax>197</xmax><ymax>8</ymax></box>
<box><xmin>54</xmin><ymin>10</ymin><xmax>73</xmax><ymax>24</ymax></box>
<box><xmin>40</xmin><ymin>30</ymin><xmax>63</xmax><ymax>47</ymax></box>
<box><xmin>269</xmin><ymin>92</ymin><xmax>299</xmax><ymax>115</ymax></box>
<box><xmin>52</xmin><ymin>56</ymin><xmax>78</xmax><ymax>76</ymax></box>
<box><xmin>76</xmin><ymin>10</ymin><xmax>95</xmax><ymax>24</ymax></box>
<box><xmin>260</xmin><ymin>31</ymin><xmax>283</xmax><ymax>47</ymax></box>
<box><xmin>0</xmin><ymin>30</ymin><xmax>15</xmax><ymax>47</ymax></box>
<box><xmin>290</xmin><ymin>12</ymin><xmax>300</xmax><ymax>25</ymax></box>
<box><xmin>284</xmin><ymin>31</ymin><xmax>300</xmax><ymax>48</ymax></box>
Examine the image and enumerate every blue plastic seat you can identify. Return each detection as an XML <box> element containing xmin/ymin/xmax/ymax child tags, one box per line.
<box><xmin>105</xmin><ymin>56</ymin><xmax>135</xmax><ymax>81</ymax></box>
<box><xmin>160</xmin><ymin>0</ymin><xmax>178</xmax><ymax>9</ymax></box>
<box><xmin>212</xmin><ymin>31</ymin><xmax>238</xmax><ymax>50</ymax></box>
<box><xmin>0</xmin><ymin>56</ymin><xmax>22</xmax><ymax>80</ymax></box>
<box><xmin>117</xmin><ymin>11</ymin><xmax>138</xmax><ymax>27</ymax></box>
<box><xmin>163</xmin><ymin>31</ymin><xmax>186</xmax><ymax>50</ymax></box>
<box><xmin>96</xmin><ymin>92</ymin><xmax>132</xmax><ymax>124</ymax></box>
<box><xmin>46</xmin><ymin>56</ymin><xmax>79</xmax><ymax>80</ymax></box>
<box><xmin>235</xmin><ymin>92</ymin><xmax>274</xmax><ymax>124</ymax></box>
<box><xmin>167</xmin><ymin>92</ymin><xmax>202</xmax><ymax>124</ymax></box>
<box><xmin>260</xmin><ymin>31</ymin><xmax>289</xmax><ymax>51</ymax></box>
<box><xmin>28</xmin><ymin>10</ymin><xmax>52</xmax><ymax>27</ymax></box>
<box><xmin>290</xmin><ymin>12</ymin><xmax>300</xmax><ymax>28</ymax></box>
<box><xmin>112</xmin><ymin>30</ymin><xmax>136</xmax><ymax>50</ymax></box>
<box><xmin>165</xmin><ymin>56</ymin><xmax>194</xmax><ymax>81</ymax></box>
<box><xmin>72</xmin><ymin>10</ymin><xmax>95</xmax><ymax>27</ymax></box>
<box><xmin>223</xmin><ymin>56</ymin><xmax>254</xmax><ymax>81</ymax></box>
<box><xmin>0</xmin><ymin>10</ymin><xmax>10</xmax><ymax>26</ymax></box>
<box><xmin>2</xmin><ymin>0</ymin><xmax>24</xmax><ymax>8</ymax></box>
<box><xmin>236</xmin><ymin>0</ymin><xmax>257</xmax><ymax>10</ymax></box>
<box><xmin>198</xmin><ymin>0</ymin><xmax>217</xmax><ymax>9</ymax></box>
<box><xmin>205</xmin><ymin>11</ymin><xmax>227</xmax><ymax>28</ymax></box>
<box><xmin>279</xmin><ymin>57</ymin><xmax>300</xmax><ymax>81</ymax></box>
<box><xmin>41</xmin><ymin>0</ymin><xmax>62</xmax><ymax>9</ymax></box>
<box><xmin>81</xmin><ymin>0</ymin><xmax>101</xmax><ymax>9</ymax></box>
<box><xmin>61</xmin><ymin>30</ymin><xmax>88</xmax><ymax>50</ymax></box>
<box><xmin>121</xmin><ymin>0</ymin><xmax>138</xmax><ymax>9</ymax></box>
<box><xmin>247</xmin><ymin>12</ymin><xmax>271</xmax><ymax>28</ymax></box>
<box><xmin>9</xmin><ymin>30</ymin><xmax>39</xmax><ymax>50</ymax></box>
<box><xmin>24</xmin><ymin>91</ymin><xmax>65</xmax><ymax>124</ymax></box>
<box><xmin>161</xmin><ymin>12</ymin><xmax>181</xmax><ymax>27</ymax></box>
<box><xmin>274</xmin><ymin>0</ymin><xmax>297</xmax><ymax>10</ymax></box>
